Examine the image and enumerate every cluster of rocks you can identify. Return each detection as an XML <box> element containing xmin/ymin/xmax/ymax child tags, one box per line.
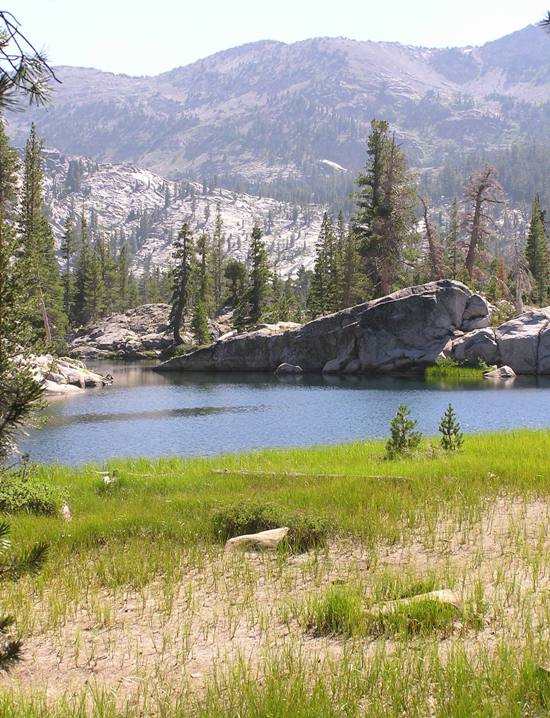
<box><xmin>69</xmin><ymin>304</ymin><xmax>174</xmax><ymax>360</ymax></box>
<box><xmin>31</xmin><ymin>355</ymin><xmax>112</xmax><ymax>395</ymax></box>
<box><xmin>155</xmin><ymin>280</ymin><xmax>550</xmax><ymax>378</ymax></box>
<box><xmin>69</xmin><ymin>304</ymin><xmax>232</xmax><ymax>360</ymax></box>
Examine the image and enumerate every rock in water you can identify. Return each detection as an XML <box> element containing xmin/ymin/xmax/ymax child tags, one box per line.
<box><xmin>483</xmin><ymin>365</ymin><xmax>516</xmax><ymax>380</ymax></box>
<box><xmin>157</xmin><ymin>280</ymin><xmax>491</xmax><ymax>375</ymax></box>
<box><xmin>225</xmin><ymin>527</ymin><xmax>289</xmax><ymax>551</ymax></box>
<box><xmin>274</xmin><ymin>363</ymin><xmax>303</xmax><ymax>375</ymax></box>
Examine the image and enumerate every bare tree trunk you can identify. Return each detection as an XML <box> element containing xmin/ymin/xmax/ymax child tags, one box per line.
<box><xmin>420</xmin><ymin>197</ymin><xmax>445</xmax><ymax>280</ymax></box>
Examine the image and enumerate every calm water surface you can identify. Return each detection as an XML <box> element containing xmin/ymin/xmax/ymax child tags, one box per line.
<box><xmin>21</xmin><ymin>361</ymin><xmax>550</xmax><ymax>465</ymax></box>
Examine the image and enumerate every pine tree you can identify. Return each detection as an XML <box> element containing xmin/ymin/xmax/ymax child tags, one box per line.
<box><xmin>0</xmin><ymin>119</ymin><xmax>18</xmax><ymax>215</ymax></box>
<box><xmin>420</xmin><ymin>196</ymin><xmax>445</xmax><ymax>280</ymax></box>
<box><xmin>464</xmin><ymin>166</ymin><xmax>504</xmax><ymax>283</ymax></box>
<box><xmin>117</xmin><ymin>244</ymin><xmax>129</xmax><ymax>311</ymax></box>
<box><xmin>525</xmin><ymin>195</ymin><xmax>549</xmax><ymax>306</ymax></box>
<box><xmin>74</xmin><ymin>215</ymin><xmax>95</xmax><ymax>325</ymax></box>
<box><xmin>169</xmin><ymin>223</ymin><xmax>195</xmax><ymax>344</ymax></box>
<box><xmin>385</xmin><ymin>404</ymin><xmax>422</xmax><ymax>459</ymax></box>
<box><xmin>234</xmin><ymin>224</ymin><xmax>271</xmax><ymax>329</ymax></box>
<box><xmin>439</xmin><ymin>404</ymin><xmax>464</xmax><ymax>451</ymax></box>
<box><xmin>196</xmin><ymin>233</ymin><xmax>214</xmax><ymax>315</ymax></box>
<box><xmin>340</xmin><ymin>229</ymin><xmax>364</xmax><ymax>309</ymax></box>
<box><xmin>0</xmin><ymin>114</ymin><xmax>43</xmax><ymax>467</ymax></box>
<box><xmin>191</xmin><ymin>300</ymin><xmax>210</xmax><ymax>345</ymax></box>
<box><xmin>212</xmin><ymin>203</ymin><xmax>225</xmax><ymax>308</ymax></box>
<box><xmin>60</xmin><ymin>217</ymin><xmax>76</xmax><ymax>322</ymax></box>
<box><xmin>307</xmin><ymin>213</ymin><xmax>339</xmax><ymax>317</ymax></box>
<box><xmin>224</xmin><ymin>259</ymin><xmax>247</xmax><ymax>307</ymax></box>
<box><xmin>445</xmin><ymin>198</ymin><xmax>461</xmax><ymax>279</ymax></box>
<box><xmin>353</xmin><ymin>120</ymin><xmax>417</xmax><ymax>296</ymax></box>
<box><xmin>17</xmin><ymin>124</ymin><xmax>67</xmax><ymax>349</ymax></box>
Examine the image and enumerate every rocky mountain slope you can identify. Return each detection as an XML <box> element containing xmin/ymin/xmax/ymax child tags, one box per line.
<box><xmin>42</xmin><ymin>150</ymin><xmax>325</xmax><ymax>275</ymax></box>
<box><xmin>7</xmin><ymin>25</ymin><xmax>550</xmax><ymax>199</ymax></box>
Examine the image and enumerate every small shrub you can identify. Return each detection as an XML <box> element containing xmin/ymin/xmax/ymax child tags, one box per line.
<box><xmin>304</xmin><ymin>584</ymin><xmax>363</xmax><ymax>637</ymax></box>
<box><xmin>385</xmin><ymin>404</ymin><xmax>422</xmax><ymax>459</ymax></box>
<box><xmin>285</xmin><ymin>512</ymin><xmax>331</xmax><ymax>553</ymax></box>
<box><xmin>211</xmin><ymin>501</ymin><xmax>330</xmax><ymax>552</ymax></box>
<box><xmin>439</xmin><ymin>403</ymin><xmax>464</xmax><ymax>451</ymax></box>
<box><xmin>0</xmin><ymin>471</ymin><xmax>60</xmax><ymax>515</ymax></box>
<box><xmin>211</xmin><ymin>501</ymin><xmax>279</xmax><ymax>541</ymax></box>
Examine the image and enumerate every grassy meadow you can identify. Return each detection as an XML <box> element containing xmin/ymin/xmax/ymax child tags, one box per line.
<box><xmin>1</xmin><ymin>430</ymin><xmax>550</xmax><ymax>716</ymax></box>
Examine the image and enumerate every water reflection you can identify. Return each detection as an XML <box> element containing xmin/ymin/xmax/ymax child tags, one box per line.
<box><xmin>42</xmin><ymin>404</ymin><xmax>260</xmax><ymax>427</ymax></box>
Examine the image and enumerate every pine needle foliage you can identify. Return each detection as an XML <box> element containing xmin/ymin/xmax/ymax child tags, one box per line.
<box><xmin>439</xmin><ymin>403</ymin><xmax>464</xmax><ymax>452</ymax></box>
<box><xmin>385</xmin><ymin>404</ymin><xmax>422</xmax><ymax>459</ymax></box>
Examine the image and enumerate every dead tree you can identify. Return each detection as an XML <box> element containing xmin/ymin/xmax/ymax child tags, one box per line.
<box><xmin>463</xmin><ymin>166</ymin><xmax>504</xmax><ymax>281</ymax></box>
<box><xmin>420</xmin><ymin>196</ymin><xmax>445</xmax><ymax>280</ymax></box>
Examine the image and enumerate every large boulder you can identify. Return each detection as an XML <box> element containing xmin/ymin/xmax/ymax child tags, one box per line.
<box><xmin>495</xmin><ymin>309</ymin><xmax>550</xmax><ymax>374</ymax></box>
<box><xmin>451</xmin><ymin>328</ymin><xmax>499</xmax><ymax>365</ymax></box>
<box><xmin>157</xmin><ymin>280</ymin><xmax>492</xmax><ymax>375</ymax></box>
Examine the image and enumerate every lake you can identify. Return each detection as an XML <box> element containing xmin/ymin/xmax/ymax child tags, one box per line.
<box><xmin>20</xmin><ymin>361</ymin><xmax>550</xmax><ymax>465</ymax></box>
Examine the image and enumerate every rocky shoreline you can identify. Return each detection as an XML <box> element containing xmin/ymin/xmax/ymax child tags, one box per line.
<box><xmin>68</xmin><ymin>303</ymin><xmax>231</xmax><ymax>360</ymax></box>
<box><xmin>154</xmin><ymin>280</ymin><xmax>550</xmax><ymax>377</ymax></box>
<box><xmin>31</xmin><ymin>355</ymin><xmax>112</xmax><ymax>395</ymax></box>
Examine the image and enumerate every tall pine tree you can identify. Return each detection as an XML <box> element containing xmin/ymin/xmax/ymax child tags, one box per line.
<box><xmin>169</xmin><ymin>223</ymin><xmax>195</xmax><ymax>345</ymax></box>
<box><xmin>525</xmin><ymin>194</ymin><xmax>549</xmax><ymax>306</ymax></box>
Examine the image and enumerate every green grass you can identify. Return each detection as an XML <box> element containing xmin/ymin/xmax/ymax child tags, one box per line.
<box><xmin>1</xmin><ymin>429</ymin><xmax>550</xmax><ymax>716</ymax></box>
<box><xmin>426</xmin><ymin>357</ymin><xmax>490</xmax><ymax>381</ymax></box>
<box><xmin>10</xmin><ymin>429</ymin><xmax>550</xmax><ymax>554</ymax></box>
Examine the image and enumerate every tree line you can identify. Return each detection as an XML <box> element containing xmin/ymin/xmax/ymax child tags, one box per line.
<box><xmin>3</xmin><ymin>116</ymin><xmax>550</xmax><ymax>357</ymax></box>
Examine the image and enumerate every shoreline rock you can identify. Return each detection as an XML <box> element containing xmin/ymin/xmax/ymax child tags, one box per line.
<box><xmin>155</xmin><ymin>280</ymin><xmax>550</xmax><ymax>377</ymax></box>
<box><xmin>157</xmin><ymin>280</ymin><xmax>492</xmax><ymax>375</ymax></box>
<box><xmin>30</xmin><ymin>355</ymin><xmax>112</xmax><ymax>395</ymax></box>
<box><xmin>68</xmin><ymin>303</ymin><xmax>232</xmax><ymax>360</ymax></box>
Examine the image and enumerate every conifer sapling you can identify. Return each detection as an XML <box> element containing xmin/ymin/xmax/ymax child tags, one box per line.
<box><xmin>439</xmin><ymin>403</ymin><xmax>464</xmax><ymax>451</ymax></box>
<box><xmin>385</xmin><ymin>404</ymin><xmax>422</xmax><ymax>459</ymax></box>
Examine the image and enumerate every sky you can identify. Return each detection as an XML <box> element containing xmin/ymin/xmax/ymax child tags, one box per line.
<box><xmin>12</xmin><ymin>0</ymin><xmax>550</xmax><ymax>76</ymax></box>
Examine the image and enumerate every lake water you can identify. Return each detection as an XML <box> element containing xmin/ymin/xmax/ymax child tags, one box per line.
<box><xmin>20</xmin><ymin>361</ymin><xmax>550</xmax><ymax>465</ymax></box>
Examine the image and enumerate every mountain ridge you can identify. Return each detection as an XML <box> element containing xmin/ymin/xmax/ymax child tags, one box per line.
<box><xmin>7</xmin><ymin>24</ymin><xmax>550</xmax><ymax>205</ymax></box>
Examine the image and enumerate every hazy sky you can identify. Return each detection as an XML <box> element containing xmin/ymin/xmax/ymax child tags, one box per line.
<box><xmin>13</xmin><ymin>0</ymin><xmax>550</xmax><ymax>76</ymax></box>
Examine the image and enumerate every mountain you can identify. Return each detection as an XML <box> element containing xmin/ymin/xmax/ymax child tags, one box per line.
<box><xmin>7</xmin><ymin>25</ymin><xmax>550</xmax><ymax>206</ymax></box>
<box><xmin>41</xmin><ymin>150</ymin><xmax>325</xmax><ymax>276</ymax></box>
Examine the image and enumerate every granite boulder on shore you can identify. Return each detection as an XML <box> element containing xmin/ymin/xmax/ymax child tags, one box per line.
<box><xmin>155</xmin><ymin>280</ymin><xmax>550</xmax><ymax>376</ymax></box>
<box><xmin>156</xmin><ymin>280</ymin><xmax>493</xmax><ymax>375</ymax></box>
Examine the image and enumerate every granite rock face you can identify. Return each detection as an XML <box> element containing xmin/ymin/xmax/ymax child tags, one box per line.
<box><xmin>157</xmin><ymin>281</ymin><xmax>492</xmax><ymax>375</ymax></box>
<box><xmin>451</xmin><ymin>328</ymin><xmax>499</xmax><ymax>366</ymax></box>
<box><xmin>495</xmin><ymin>309</ymin><xmax>550</xmax><ymax>375</ymax></box>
